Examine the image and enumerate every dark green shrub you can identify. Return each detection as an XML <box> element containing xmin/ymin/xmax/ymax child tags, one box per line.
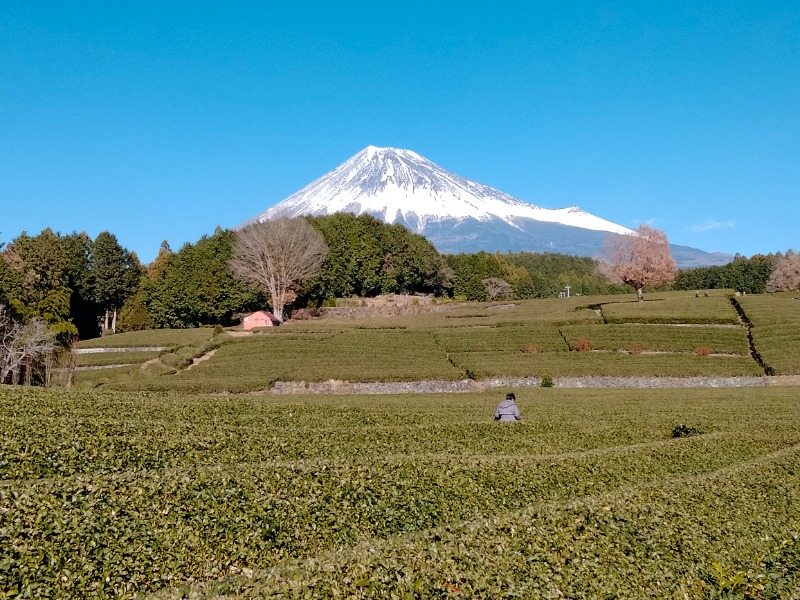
<box><xmin>541</xmin><ymin>374</ymin><xmax>554</xmax><ymax>388</ymax></box>
<box><xmin>672</xmin><ymin>424</ymin><xmax>702</xmax><ymax>438</ymax></box>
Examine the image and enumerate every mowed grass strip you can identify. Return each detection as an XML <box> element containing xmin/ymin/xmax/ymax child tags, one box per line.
<box><xmin>73</xmin><ymin>365</ymin><xmax>138</xmax><ymax>387</ymax></box>
<box><xmin>453</xmin><ymin>350</ymin><xmax>763</xmax><ymax>378</ymax></box>
<box><xmin>738</xmin><ymin>292</ymin><xmax>800</xmax><ymax>375</ymax></box>
<box><xmin>560</xmin><ymin>323</ymin><xmax>749</xmax><ymax>354</ymax></box>
<box><xmin>601</xmin><ymin>291</ymin><xmax>740</xmax><ymax>324</ymax></box>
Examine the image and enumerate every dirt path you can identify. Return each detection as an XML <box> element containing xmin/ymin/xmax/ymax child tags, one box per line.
<box><xmin>186</xmin><ymin>349</ymin><xmax>217</xmax><ymax>370</ymax></box>
<box><xmin>226</xmin><ymin>331</ymin><xmax>253</xmax><ymax>337</ymax></box>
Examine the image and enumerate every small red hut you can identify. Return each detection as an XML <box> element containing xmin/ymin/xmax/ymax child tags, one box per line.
<box><xmin>242</xmin><ymin>310</ymin><xmax>281</xmax><ymax>330</ymax></box>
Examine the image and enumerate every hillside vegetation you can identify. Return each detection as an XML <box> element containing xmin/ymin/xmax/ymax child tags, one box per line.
<box><xmin>2</xmin><ymin>223</ymin><xmax>786</xmax><ymax>348</ymax></box>
<box><xmin>6</xmin><ymin>290</ymin><xmax>799</xmax><ymax>597</ymax></box>
<box><xmin>75</xmin><ymin>290</ymin><xmax>799</xmax><ymax>393</ymax></box>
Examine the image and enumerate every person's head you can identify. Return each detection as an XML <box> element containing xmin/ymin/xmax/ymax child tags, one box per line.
<box><xmin>506</xmin><ymin>393</ymin><xmax>516</xmax><ymax>402</ymax></box>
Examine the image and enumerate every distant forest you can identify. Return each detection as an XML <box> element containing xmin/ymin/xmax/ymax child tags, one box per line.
<box><xmin>0</xmin><ymin>214</ymin><xmax>786</xmax><ymax>339</ymax></box>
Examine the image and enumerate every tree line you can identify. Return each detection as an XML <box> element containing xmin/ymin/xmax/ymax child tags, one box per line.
<box><xmin>0</xmin><ymin>229</ymin><xmax>140</xmax><ymax>341</ymax></box>
<box><xmin>673</xmin><ymin>252</ymin><xmax>790</xmax><ymax>295</ymax></box>
<box><xmin>1</xmin><ymin>217</ymin><xmax>797</xmax><ymax>353</ymax></box>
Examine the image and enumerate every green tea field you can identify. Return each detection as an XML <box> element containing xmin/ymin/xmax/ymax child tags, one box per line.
<box><xmin>2</xmin><ymin>387</ymin><xmax>799</xmax><ymax>598</ymax></box>
<box><xmin>73</xmin><ymin>291</ymin><xmax>800</xmax><ymax>393</ymax></box>
<box><xmin>6</xmin><ymin>290</ymin><xmax>799</xmax><ymax>598</ymax></box>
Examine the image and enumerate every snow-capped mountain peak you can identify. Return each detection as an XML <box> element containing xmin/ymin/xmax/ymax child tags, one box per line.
<box><xmin>244</xmin><ymin>146</ymin><xmax>634</xmax><ymax>236</ymax></box>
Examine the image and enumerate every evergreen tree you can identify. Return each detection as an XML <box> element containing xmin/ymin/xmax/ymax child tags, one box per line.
<box><xmin>61</xmin><ymin>232</ymin><xmax>97</xmax><ymax>338</ymax></box>
<box><xmin>2</xmin><ymin>229</ymin><xmax>78</xmax><ymax>341</ymax></box>
<box><xmin>446</xmin><ymin>252</ymin><xmax>508</xmax><ymax>300</ymax></box>
<box><xmin>90</xmin><ymin>232</ymin><xmax>142</xmax><ymax>334</ymax></box>
<box><xmin>301</xmin><ymin>214</ymin><xmax>452</xmax><ymax>304</ymax></box>
<box><xmin>673</xmin><ymin>254</ymin><xmax>776</xmax><ymax>294</ymax></box>
<box><xmin>142</xmin><ymin>228</ymin><xmax>262</xmax><ymax>328</ymax></box>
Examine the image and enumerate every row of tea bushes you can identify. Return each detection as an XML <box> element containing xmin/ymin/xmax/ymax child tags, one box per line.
<box><xmin>4</xmin><ymin>387</ymin><xmax>800</xmax><ymax>597</ymax></box>
<box><xmin>600</xmin><ymin>292</ymin><xmax>740</xmax><ymax>325</ymax></box>
<box><xmin>559</xmin><ymin>323</ymin><xmax>749</xmax><ymax>355</ymax></box>
<box><xmin>452</xmin><ymin>351</ymin><xmax>763</xmax><ymax>379</ymax></box>
<box><xmin>1</xmin><ymin>434</ymin><xmax>780</xmax><ymax>598</ymax></box>
<box><xmin>166</xmin><ymin>442</ymin><xmax>800</xmax><ymax>599</ymax></box>
<box><xmin>738</xmin><ymin>292</ymin><xmax>800</xmax><ymax>375</ymax></box>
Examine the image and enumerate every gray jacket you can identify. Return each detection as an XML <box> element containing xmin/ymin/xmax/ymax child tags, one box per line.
<box><xmin>494</xmin><ymin>399</ymin><xmax>521</xmax><ymax>422</ymax></box>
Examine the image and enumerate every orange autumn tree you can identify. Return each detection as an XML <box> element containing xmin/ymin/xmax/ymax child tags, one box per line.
<box><xmin>601</xmin><ymin>225</ymin><xmax>676</xmax><ymax>302</ymax></box>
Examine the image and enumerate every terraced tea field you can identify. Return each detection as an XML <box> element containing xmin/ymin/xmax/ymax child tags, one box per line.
<box><xmin>2</xmin><ymin>387</ymin><xmax>799</xmax><ymax>598</ymax></box>
<box><xmin>736</xmin><ymin>292</ymin><xmax>800</xmax><ymax>375</ymax></box>
<box><xmin>75</xmin><ymin>290</ymin><xmax>800</xmax><ymax>393</ymax></box>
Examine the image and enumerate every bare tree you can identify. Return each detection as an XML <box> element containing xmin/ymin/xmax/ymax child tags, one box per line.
<box><xmin>482</xmin><ymin>277</ymin><xmax>512</xmax><ymax>301</ymax></box>
<box><xmin>0</xmin><ymin>306</ymin><xmax>56</xmax><ymax>385</ymax></box>
<box><xmin>767</xmin><ymin>250</ymin><xmax>800</xmax><ymax>293</ymax></box>
<box><xmin>48</xmin><ymin>340</ymin><xmax>78</xmax><ymax>388</ymax></box>
<box><xmin>600</xmin><ymin>225</ymin><xmax>676</xmax><ymax>302</ymax></box>
<box><xmin>229</xmin><ymin>218</ymin><xmax>328</xmax><ymax>322</ymax></box>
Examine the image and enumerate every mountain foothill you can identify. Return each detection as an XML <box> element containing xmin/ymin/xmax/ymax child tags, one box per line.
<box><xmin>0</xmin><ymin>147</ymin><xmax>787</xmax><ymax>339</ymax></box>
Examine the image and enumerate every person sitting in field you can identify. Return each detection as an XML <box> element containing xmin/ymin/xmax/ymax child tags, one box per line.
<box><xmin>494</xmin><ymin>393</ymin><xmax>522</xmax><ymax>422</ymax></box>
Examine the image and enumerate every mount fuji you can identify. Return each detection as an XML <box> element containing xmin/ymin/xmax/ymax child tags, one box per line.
<box><xmin>242</xmin><ymin>146</ymin><xmax>732</xmax><ymax>268</ymax></box>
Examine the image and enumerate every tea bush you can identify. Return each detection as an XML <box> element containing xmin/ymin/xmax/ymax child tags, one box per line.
<box><xmin>601</xmin><ymin>292</ymin><xmax>739</xmax><ymax>325</ymax></box>
<box><xmin>672</xmin><ymin>423</ymin><xmax>703</xmax><ymax>438</ymax></box>
<box><xmin>2</xmin><ymin>387</ymin><xmax>800</xmax><ymax>598</ymax></box>
<box><xmin>434</xmin><ymin>325</ymin><xmax>567</xmax><ymax>353</ymax></box>
<box><xmin>560</xmin><ymin>323</ymin><xmax>749</xmax><ymax>355</ymax></box>
<box><xmin>737</xmin><ymin>293</ymin><xmax>800</xmax><ymax>374</ymax></box>
<box><xmin>77</xmin><ymin>328</ymin><xmax>220</xmax><ymax>349</ymax></box>
<box><xmin>452</xmin><ymin>351</ymin><xmax>763</xmax><ymax>378</ymax></box>
<box><xmin>170</xmin><ymin>443</ymin><xmax>800</xmax><ymax>599</ymax></box>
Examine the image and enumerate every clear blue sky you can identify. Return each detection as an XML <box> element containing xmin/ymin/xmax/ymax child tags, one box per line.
<box><xmin>2</xmin><ymin>1</ymin><xmax>798</xmax><ymax>263</ymax></box>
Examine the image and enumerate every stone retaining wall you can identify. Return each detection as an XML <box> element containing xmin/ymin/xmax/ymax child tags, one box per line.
<box><xmin>269</xmin><ymin>376</ymin><xmax>768</xmax><ymax>395</ymax></box>
<box><xmin>73</xmin><ymin>347</ymin><xmax>164</xmax><ymax>354</ymax></box>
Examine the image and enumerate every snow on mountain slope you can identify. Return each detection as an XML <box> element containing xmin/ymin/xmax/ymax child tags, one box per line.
<box><xmin>246</xmin><ymin>146</ymin><xmax>633</xmax><ymax>236</ymax></box>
